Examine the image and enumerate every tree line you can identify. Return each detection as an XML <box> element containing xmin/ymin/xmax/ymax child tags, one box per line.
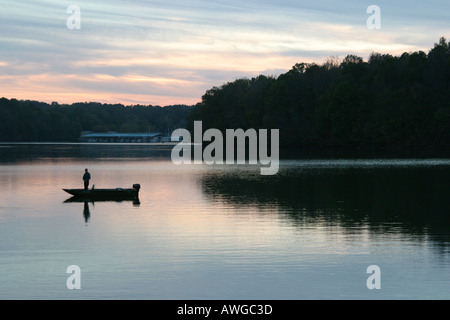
<box><xmin>187</xmin><ymin>37</ymin><xmax>450</xmax><ymax>150</ymax></box>
<box><xmin>1</xmin><ymin>37</ymin><xmax>449</xmax><ymax>149</ymax></box>
<box><xmin>0</xmin><ymin>99</ymin><xmax>191</xmax><ymax>142</ymax></box>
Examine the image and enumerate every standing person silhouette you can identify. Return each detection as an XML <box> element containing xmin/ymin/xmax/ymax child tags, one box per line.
<box><xmin>83</xmin><ymin>168</ymin><xmax>91</xmax><ymax>190</ymax></box>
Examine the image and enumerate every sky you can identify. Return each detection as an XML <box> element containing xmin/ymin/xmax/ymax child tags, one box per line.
<box><xmin>0</xmin><ymin>0</ymin><xmax>448</xmax><ymax>106</ymax></box>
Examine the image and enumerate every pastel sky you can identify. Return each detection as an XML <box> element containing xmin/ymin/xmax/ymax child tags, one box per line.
<box><xmin>0</xmin><ymin>0</ymin><xmax>448</xmax><ymax>106</ymax></box>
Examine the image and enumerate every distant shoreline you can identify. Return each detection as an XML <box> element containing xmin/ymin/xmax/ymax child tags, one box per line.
<box><xmin>1</xmin><ymin>141</ymin><xmax>449</xmax><ymax>159</ymax></box>
<box><xmin>0</xmin><ymin>141</ymin><xmax>179</xmax><ymax>146</ymax></box>
<box><xmin>279</xmin><ymin>144</ymin><xmax>450</xmax><ymax>160</ymax></box>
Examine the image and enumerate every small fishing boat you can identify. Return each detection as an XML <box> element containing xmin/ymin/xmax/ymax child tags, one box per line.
<box><xmin>63</xmin><ymin>184</ymin><xmax>140</xmax><ymax>200</ymax></box>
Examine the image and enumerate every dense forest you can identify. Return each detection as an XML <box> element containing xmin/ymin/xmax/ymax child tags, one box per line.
<box><xmin>187</xmin><ymin>37</ymin><xmax>450</xmax><ymax>150</ymax></box>
<box><xmin>1</xmin><ymin>37</ymin><xmax>449</xmax><ymax>149</ymax></box>
<box><xmin>0</xmin><ymin>99</ymin><xmax>191</xmax><ymax>142</ymax></box>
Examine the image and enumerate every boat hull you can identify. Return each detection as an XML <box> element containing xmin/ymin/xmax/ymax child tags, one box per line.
<box><xmin>63</xmin><ymin>188</ymin><xmax>139</xmax><ymax>199</ymax></box>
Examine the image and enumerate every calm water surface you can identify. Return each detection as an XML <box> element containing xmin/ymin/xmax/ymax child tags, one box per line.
<box><xmin>0</xmin><ymin>144</ymin><xmax>449</xmax><ymax>299</ymax></box>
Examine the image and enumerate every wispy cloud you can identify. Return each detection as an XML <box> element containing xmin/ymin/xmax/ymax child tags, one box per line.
<box><xmin>0</xmin><ymin>0</ymin><xmax>448</xmax><ymax>105</ymax></box>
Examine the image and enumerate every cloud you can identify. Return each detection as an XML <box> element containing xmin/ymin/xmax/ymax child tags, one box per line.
<box><xmin>0</xmin><ymin>0</ymin><xmax>448</xmax><ymax>105</ymax></box>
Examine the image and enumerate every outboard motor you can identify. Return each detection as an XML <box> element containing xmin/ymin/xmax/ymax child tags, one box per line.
<box><xmin>133</xmin><ymin>184</ymin><xmax>141</xmax><ymax>191</ymax></box>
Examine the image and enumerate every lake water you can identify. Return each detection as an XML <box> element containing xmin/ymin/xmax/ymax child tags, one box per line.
<box><xmin>0</xmin><ymin>143</ymin><xmax>449</xmax><ymax>300</ymax></box>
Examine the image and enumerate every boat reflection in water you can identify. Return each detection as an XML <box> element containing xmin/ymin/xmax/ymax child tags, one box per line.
<box><xmin>64</xmin><ymin>197</ymin><xmax>141</xmax><ymax>224</ymax></box>
<box><xmin>63</xmin><ymin>184</ymin><xmax>141</xmax><ymax>223</ymax></box>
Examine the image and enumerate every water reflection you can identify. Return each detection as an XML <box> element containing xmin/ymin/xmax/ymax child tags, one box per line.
<box><xmin>1</xmin><ymin>144</ymin><xmax>449</xmax><ymax>299</ymax></box>
<box><xmin>0</xmin><ymin>143</ymin><xmax>173</xmax><ymax>164</ymax></box>
<box><xmin>200</xmin><ymin>162</ymin><xmax>450</xmax><ymax>247</ymax></box>
<box><xmin>64</xmin><ymin>196</ymin><xmax>141</xmax><ymax>205</ymax></box>
<box><xmin>84</xmin><ymin>202</ymin><xmax>90</xmax><ymax>224</ymax></box>
<box><xmin>64</xmin><ymin>197</ymin><xmax>141</xmax><ymax>224</ymax></box>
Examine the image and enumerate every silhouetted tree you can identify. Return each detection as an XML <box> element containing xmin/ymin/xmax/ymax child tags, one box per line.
<box><xmin>187</xmin><ymin>38</ymin><xmax>450</xmax><ymax>151</ymax></box>
<box><xmin>0</xmin><ymin>98</ymin><xmax>192</xmax><ymax>142</ymax></box>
